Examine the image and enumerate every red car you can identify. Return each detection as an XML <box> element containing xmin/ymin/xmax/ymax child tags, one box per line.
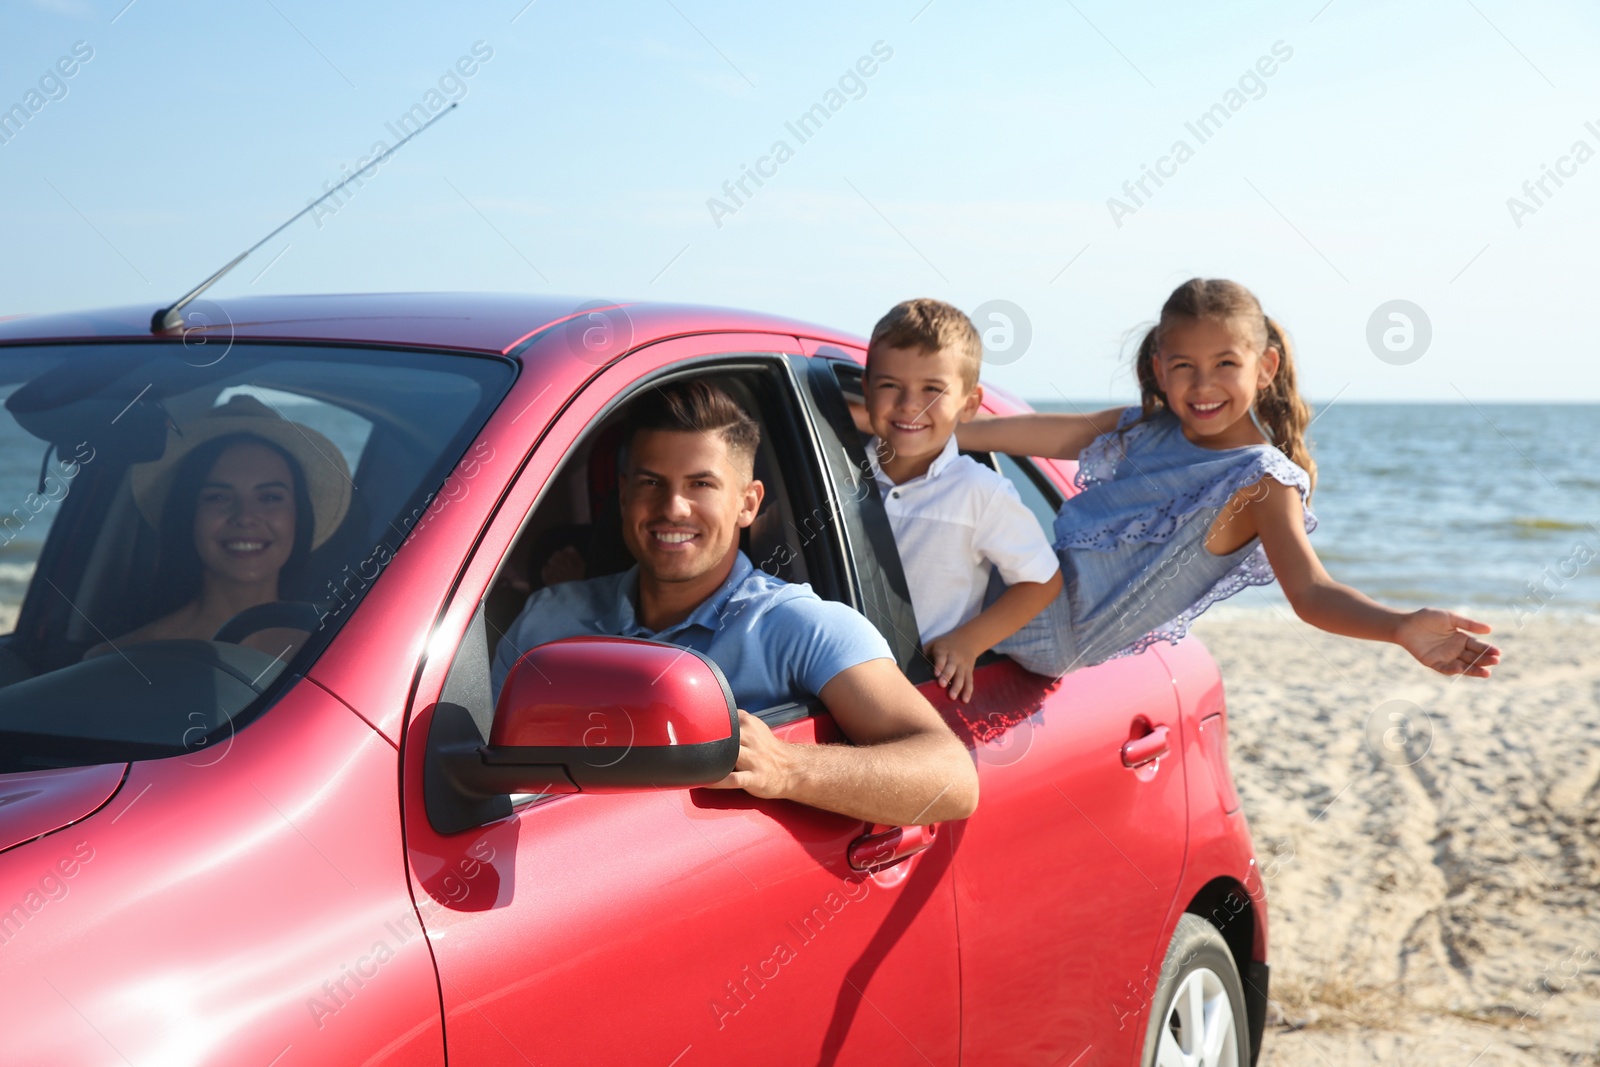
<box><xmin>0</xmin><ymin>293</ymin><xmax>1266</xmax><ymax>1066</ymax></box>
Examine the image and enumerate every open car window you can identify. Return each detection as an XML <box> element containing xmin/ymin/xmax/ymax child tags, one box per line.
<box><xmin>476</xmin><ymin>360</ymin><xmax>847</xmax><ymax>711</ymax></box>
<box><xmin>487</xmin><ymin>368</ymin><xmax>823</xmax><ymax>605</ymax></box>
<box><xmin>0</xmin><ymin>342</ymin><xmax>513</xmax><ymax>772</ymax></box>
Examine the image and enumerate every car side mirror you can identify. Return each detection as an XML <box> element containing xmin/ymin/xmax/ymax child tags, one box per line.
<box><xmin>442</xmin><ymin>636</ymin><xmax>739</xmax><ymax>798</ymax></box>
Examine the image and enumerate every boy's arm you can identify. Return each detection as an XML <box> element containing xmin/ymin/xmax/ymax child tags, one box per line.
<box><xmin>926</xmin><ymin>469</ymin><xmax>1066</xmax><ymax>701</ymax></box>
<box><xmin>955</xmin><ymin>406</ymin><xmax>1128</xmax><ymax>461</ymax></box>
<box><xmin>1249</xmin><ymin>478</ymin><xmax>1501</xmax><ymax>677</ymax></box>
<box><xmin>927</xmin><ymin>571</ymin><xmax>1062</xmax><ymax>701</ymax></box>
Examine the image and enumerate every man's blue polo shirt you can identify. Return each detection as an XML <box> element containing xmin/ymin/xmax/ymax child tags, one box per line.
<box><xmin>490</xmin><ymin>552</ymin><xmax>893</xmax><ymax>711</ymax></box>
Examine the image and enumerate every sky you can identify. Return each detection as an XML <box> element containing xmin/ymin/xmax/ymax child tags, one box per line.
<box><xmin>3</xmin><ymin>0</ymin><xmax>1599</xmax><ymax>403</ymax></box>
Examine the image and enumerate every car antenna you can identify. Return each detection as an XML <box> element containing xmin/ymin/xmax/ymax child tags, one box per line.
<box><xmin>150</xmin><ymin>102</ymin><xmax>459</xmax><ymax>334</ymax></box>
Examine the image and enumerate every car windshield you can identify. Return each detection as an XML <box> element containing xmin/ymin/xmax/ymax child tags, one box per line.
<box><xmin>0</xmin><ymin>341</ymin><xmax>513</xmax><ymax>772</ymax></box>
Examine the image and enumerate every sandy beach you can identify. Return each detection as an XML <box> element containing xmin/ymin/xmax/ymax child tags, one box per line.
<box><xmin>1190</xmin><ymin>608</ymin><xmax>1600</xmax><ymax>1065</ymax></box>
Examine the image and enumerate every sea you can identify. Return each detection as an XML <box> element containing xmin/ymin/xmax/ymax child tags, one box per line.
<box><xmin>1036</xmin><ymin>401</ymin><xmax>1600</xmax><ymax>622</ymax></box>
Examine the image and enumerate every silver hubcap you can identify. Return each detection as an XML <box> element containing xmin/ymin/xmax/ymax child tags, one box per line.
<box><xmin>1155</xmin><ymin>967</ymin><xmax>1240</xmax><ymax>1067</ymax></box>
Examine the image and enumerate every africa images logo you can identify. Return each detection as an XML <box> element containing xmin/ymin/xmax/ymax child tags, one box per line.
<box><xmin>0</xmin><ymin>41</ymin><xmax>94</xmax><ymax>148</ymax></box>
<box><xmin>1106</xmin><ymin>41</ymin><xmax>1294</xmax><ymax>228</ymax></box>
<box><xmin>705</xmin><ymin>41</ymin><xmax>895</xmax><ymax>228</ymax></box>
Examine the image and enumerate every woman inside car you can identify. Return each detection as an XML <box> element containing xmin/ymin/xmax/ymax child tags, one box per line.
<box><xmin>85</xmin><ymin>394</ymin><xmax>351</xmax><ymax>660</ymax></box>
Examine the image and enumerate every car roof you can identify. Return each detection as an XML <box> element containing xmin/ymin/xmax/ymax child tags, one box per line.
<box><xmin>0</xmin><ymin>293</ymin><xmax>868</xmax><ymax>360</ymax></box>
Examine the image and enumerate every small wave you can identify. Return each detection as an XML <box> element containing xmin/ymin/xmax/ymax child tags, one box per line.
<box><xmin>1308</xmin><ymin>548</ymin><xmax>1365</xmax><ymax>564</ymax></box>
<box><xmin>1508</xmin><ymin>517</ymin><xmax>1596</xmax><ymax>537</ymax></box>
<box><xmin>0</xmin><ymin>562</ymin><xmax>36</xmax><ymax>584</ymax></box>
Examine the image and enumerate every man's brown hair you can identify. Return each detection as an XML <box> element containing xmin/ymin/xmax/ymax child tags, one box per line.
<box><xmin>628</xmin><ymin>380</ymin><xmax>761</xmax><ymax>476</ymax></box>
<box><xmin>866</xmin><ymin>298</ymin><xmax>983</xmax><ymax>392</ymax></box>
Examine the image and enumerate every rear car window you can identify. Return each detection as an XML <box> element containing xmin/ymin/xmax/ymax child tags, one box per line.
<box><xmin>0</xmin><ymin>342</ymin><xmax>513</xmax><ymax>771</ymax></box>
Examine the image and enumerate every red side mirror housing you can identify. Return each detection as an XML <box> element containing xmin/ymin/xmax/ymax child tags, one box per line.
<box><xmin>462</xmin><ymin>636</ymin><xmax>738</xmax><ymax>795</ymax></box>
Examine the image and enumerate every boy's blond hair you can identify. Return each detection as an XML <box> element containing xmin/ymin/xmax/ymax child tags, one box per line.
<box><xmin>866</xmin><ymin>299</ymin><xmax>982</xmax><ymax>392</ymax></box>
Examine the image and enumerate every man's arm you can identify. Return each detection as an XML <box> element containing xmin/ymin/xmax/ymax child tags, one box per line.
<box><xmin>706</xmin><ymin>658</ymin><xmax>978</xmax><ymax>825</ymax></box>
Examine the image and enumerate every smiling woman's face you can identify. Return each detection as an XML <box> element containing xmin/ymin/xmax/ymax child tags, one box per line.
<box><xmin>192</xmin><ymin>441</ymin><xmax>297</xmax><ymax>589</ymax></box>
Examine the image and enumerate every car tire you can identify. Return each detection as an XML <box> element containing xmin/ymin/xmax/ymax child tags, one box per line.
<box><xmin>1140</xmin><ymin>913</ymin><xmax>1250</xmax><ymax>1067</ymax></box>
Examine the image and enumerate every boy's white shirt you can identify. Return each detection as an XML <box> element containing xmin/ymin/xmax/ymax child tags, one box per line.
<box><xmin>867</xmin><ymin>434</ymin><xmax>1060</xmax><ymax>644</ymax></box>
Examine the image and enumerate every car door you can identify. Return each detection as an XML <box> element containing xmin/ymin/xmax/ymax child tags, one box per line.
<box><xmin>400</xmin><ymin>333</ymin><xmax>961</xmax><ymax>1066</ymax></box>
<box><xmin>806</xmin><ymin>351</ymin><xmax>1189</xmax><ymax>1064</ymax></box>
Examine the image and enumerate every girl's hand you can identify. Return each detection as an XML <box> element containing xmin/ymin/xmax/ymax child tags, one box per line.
<box><xmin>1394</xmin><ymin>609</ymin><xmax>1501</xmax><ymax>678</ymax></box>
<box><xmin>846</xmin><ymin>399</ymin><xmax>871</xmax><ymax>435</ymax></box>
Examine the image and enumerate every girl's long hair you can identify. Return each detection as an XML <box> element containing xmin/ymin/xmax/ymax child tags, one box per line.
<box><xmin>1129</xmin><ymin>278</ymin><xmax>1316</xmax><ymax>492</ymax></box>
<box><xmin>151</xmin><ymin>433</ymin><xmax>315</xmax><ymax>618</ymax></box>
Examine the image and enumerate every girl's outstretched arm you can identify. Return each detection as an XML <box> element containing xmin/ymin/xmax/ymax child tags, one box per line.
<box><xmin>1249</xmin><ymin>479</ymin><xmax>1502</xmax><ymax>678</ymax></box>
<box><xmin>955</xmin><ymin>406</ymin><xmax>1128</xmax><ymax>461</ymax></box>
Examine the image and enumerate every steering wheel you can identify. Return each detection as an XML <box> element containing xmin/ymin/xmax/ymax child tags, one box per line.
<box><xmin>212</xmin><ymin>601</ymin><xmax>325</xmax><ymax>644</ymax></box>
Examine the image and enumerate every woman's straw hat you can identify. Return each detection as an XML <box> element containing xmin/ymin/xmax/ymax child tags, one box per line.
<box><xmin>131</xmin><ymin>394</ymin><xmax>353</xmax><ymax>550</ymax></box>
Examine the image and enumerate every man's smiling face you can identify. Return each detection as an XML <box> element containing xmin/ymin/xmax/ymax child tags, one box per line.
<box><xmin>620</xmin><ymin>428</ymin><xmax>763</xmax><ymax>589</ymax></box>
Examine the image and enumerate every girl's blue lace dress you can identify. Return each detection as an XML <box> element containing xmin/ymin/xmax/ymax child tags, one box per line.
<box><xmin>994</xmin><ymin>406</ymin><xmax>1317</xmax><ymax>676</ymax></box>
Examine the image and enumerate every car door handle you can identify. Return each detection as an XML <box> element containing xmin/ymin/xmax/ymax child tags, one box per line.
<box><xmin>1121</xmin><ymin>725</ymin><xmax>1170</xmax><ymax>769</ymax></box>
<box><xmin>849</xmin><ymin>824</ymin><xmax>938</xmax><ymax>872</ymax></box>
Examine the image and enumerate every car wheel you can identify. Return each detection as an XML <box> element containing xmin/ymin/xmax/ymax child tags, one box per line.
<box><xmin>1141</xmin><ymin>913</ymin><xmax>1250</xmax><ymax>1067</ymax></box>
